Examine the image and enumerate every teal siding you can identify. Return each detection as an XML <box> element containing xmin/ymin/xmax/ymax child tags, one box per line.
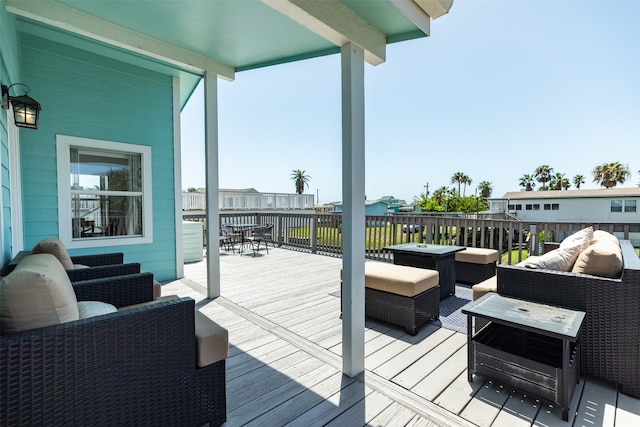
<box><xmin>19</xmin><ymin>34</ymin><xmax>177</xmax><ymax>281</ymax></box>
<box><xmin>0</xmin><ymin>3</ymin><xmax>19</xmax><ymax>265</ymax></box>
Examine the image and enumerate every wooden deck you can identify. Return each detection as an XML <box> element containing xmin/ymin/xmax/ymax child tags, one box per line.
<box><xmin>162</xmin><ymin>247</ymin><xmax>640</xmax><ymax>427</ymax></box>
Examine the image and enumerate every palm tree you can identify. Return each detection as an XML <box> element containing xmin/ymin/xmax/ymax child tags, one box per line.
<box><xmin>573</xmin><ymin>174</ymin><xmax>585</xmax><ymax>189</ymax></box>
<box><xmin>534</xmin><ymin>165</ymin><xmax>553</xmax><ymax>190</ymax></box>
<box><xmin>450</xmin><ymin>172</ymin><xmax>469</xmax><ymax>195</ymax></box>
<box><xmin>462</xmin><ymin>175</ymin><xmax>472</xmax><ymax>196</ymax></box>
<box><xmin>477</xmin><ymin>181</ymin><xmax>493</xmax><ymax>198</ymax></box>
<box><xmin>290</xmin><ymin>169</ymin><xmax>311</xmax><ymax>194</ymax></box>
<box><xmin>518</xmin><ymin>174</ymin><xmax>536</xmax><ymax>191</ymax></box>
<box><xmin>550</xmin><ymin>172</ymin><xmax>567</xmax><ymax>190</ymax></box>
<box><xmin>592</xmin><ymin>162</ymin><xmax>630</xmax><ymax>188</ymax></box>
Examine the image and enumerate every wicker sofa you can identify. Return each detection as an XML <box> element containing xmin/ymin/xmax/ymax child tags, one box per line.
<box><xmin>497</xmin><ymin>239</ymin><xmax>640</xmax><ymax>398</ymax></box>
<box><xmin>0</xmin><ymin>254</ymin><xmax>227</xmax><ymax>426</ymax></box>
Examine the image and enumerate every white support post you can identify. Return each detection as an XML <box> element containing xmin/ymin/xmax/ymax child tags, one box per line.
<box><xmin>341</xmin><ymin>42</ymin><xmax>366</xmax><ymax>377</ymax></box>
<box><xmin>204</xmin><ymin>72</ymin><xmax>221</xmax><ymax>298</ymax></box>
<box><xmin>172</xmin><ymin>76</ymin><xmax>184</xmax><ymax>278</ymax></box>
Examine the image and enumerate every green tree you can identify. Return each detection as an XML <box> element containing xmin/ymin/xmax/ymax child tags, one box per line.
<box><xmin>550</xmin><ymin>172</ymin><xmax>568</xmax><ymax>190</ymax></box>
<box><xmin>187</xmin><ymin>187</ymin><xmax>198</xmax><ymax>193</ymax></box>
<box><xmin>290</xmin><ymin>169</ymin><xmax>311</xmax><ymax>194</ymax></box>
<box><xmin>519</xmin><ymin>174</ymin><xmax>536</xmax><ymax>191</ymax></box>
<box><xmin>477</xmin><ymin>181</ymin><xmax>493</xmax><ymax>198</ymax></box>
<box><xmin>592</xmin><ymin>162</ymin><xmax>630</xmax><ymax>188</ymax></box>
<box><xmin>573</xmin><ymin>174</ymin><xmax>585</xmax><ymax>189</ymax></box>
<box><xmin>534</xmin><ymin>165</ymin><xmax>553</xmax><ymax>190</ymax></box>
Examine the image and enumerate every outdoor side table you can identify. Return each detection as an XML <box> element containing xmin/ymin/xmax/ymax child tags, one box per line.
<box><xmin>383</xmin><ymin>243</ymin><xmax>465</xmax><ymax>299</ymax></box>
<box><xmin>462</xmin><ymin>293</ymin><xmax>585</xmax><ymax>421</ymax></box>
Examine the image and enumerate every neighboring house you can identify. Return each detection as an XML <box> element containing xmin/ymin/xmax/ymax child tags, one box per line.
<box><xmin>488</xmin><ymin>188</ymin><xmax>640</xmax><ymax>223</ymax></box>
<box><xmin>183</xmin><ymin>188</ymin><xmax>315</xmax><ymax>211</ymax></box>
<box><xmin>331</xmin><ymin>196</ymin><xmax>416</xmax><ymax>215</ymax></box>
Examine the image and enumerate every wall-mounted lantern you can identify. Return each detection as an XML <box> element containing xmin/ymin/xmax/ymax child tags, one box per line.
<box><xmin>1</xmin><ymin>83</ymin><xmax>42</xmax><ymax>129</ymax></box>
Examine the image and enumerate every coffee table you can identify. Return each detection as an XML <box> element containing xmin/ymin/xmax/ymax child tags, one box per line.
<box><xmin>462</xmin><ymin>293</ymin><xmax>585</xmax><ymax>421</ymax></box>
<box><xmin>383</xmin><ymin>243</ymin><xmax>465</xmax><ymax>299</ymax></box>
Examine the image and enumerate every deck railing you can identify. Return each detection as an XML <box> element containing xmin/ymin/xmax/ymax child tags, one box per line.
<box><xmin>183</xmin><ymin>212</ymin><xmax>640</xmax><ymax>265</ymax></box>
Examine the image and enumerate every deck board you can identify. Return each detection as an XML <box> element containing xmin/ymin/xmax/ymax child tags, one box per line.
<box><xmin>166</xmin><ymin>247</ymin><xmax>640</xmax><ymax>426</ymax></box>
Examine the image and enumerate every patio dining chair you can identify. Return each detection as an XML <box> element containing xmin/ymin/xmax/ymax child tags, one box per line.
<box><xmin>221</xmin><ymin>224</ymin><xmax>241</xmax><ymax>253</ymax></box>
<box><xmin>244</xmin><ymin>225</ymin><xmax>270</xmax><ymax>256</ymax></box>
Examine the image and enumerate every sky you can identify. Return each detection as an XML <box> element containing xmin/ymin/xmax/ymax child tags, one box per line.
<box><xmin>180</xmin><ymin>0</ymin><xmax>640</xmax><ymax>205</ymax></box>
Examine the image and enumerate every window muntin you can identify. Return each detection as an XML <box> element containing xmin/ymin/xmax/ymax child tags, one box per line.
<box><xmin>57</xmin><ymin>135</ymin><xmax>152</xmax><ymax>248</ymax></box>
<box><xmin>611</xmin><ymin>200</ymin><xmax>623</xmax><ymax>212</ymax></box>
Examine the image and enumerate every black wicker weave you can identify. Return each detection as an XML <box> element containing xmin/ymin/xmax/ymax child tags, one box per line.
<box><xmin>0</xmin><ymin>295</ymin><xmax>226</xmax><ymax>427</ymax></box>
<box><xmin>364</xmin><ymin>286</ymin><xmax>440</xmax><ymax>335</ymax></box>
<box><xmin>497</xmin><ymin>240</ymin><xmax>640</xmax><ymax>398</ymax></box>
<box><xmin>3</xmin><ymin>250</ymin><xmax>125</xmax><ymax>275</ymax></box>
<box><xmin>455</xmin><ymin>261</ymin><xmax>496</xmax><ymax>285</ymax></box>
<box><xmin>66</xmin><ymin>262</ymin><xmax>141</xmax><ymax>282</ymax></box>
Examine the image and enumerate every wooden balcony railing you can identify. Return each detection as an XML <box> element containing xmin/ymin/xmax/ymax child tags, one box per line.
<box><xmin>183</xmin><ymin>212</ymin><xmax>640</xmax><ymax>265</ymax></box>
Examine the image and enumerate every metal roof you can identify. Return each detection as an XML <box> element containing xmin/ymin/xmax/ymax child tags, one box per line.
<box><xmin>6</xmin><ymin>0</ymin><xmax>453</xmax><ymax>106</ymax></box>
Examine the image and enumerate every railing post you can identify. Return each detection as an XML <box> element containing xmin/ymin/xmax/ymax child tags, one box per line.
<box><xmin>311</xmin><ymin>215</ymin><xmax>318</xmax><ymax>253</ymax></box>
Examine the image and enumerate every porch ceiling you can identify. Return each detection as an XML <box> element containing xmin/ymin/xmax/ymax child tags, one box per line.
<box><xmin>6</xmin><ymin>0</ymin><xmax>453</xmax><ymax>105</ymax></box>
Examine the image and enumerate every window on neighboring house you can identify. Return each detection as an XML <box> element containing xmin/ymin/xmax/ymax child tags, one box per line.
<box><xmin>532</xmin><ymin>204</ymin><xmax>540</xmax><ymax>210</ymax></box>
<box><xmin>525</xmin><ymin>204</ymin><xmax>532</xmax><ymax>210</ymax></box>
<box><xmin>552</xmin><ymin>203</ymin><xmax>559</xmax><ymax>210</ymax></box>
<box><xmin>611</xmin><ymin>200</ymin><xmax>623</xmax><ymax>213</ymax></box>
<box><xmin>624</xmin><ymin>200</ymin><xmax>637</xmax><ymax>213</ymax></box>
<box><xmin>57</xmin><ymin>135</ymin><xmax>153</xmax><ymax>248</ymax></box>
<box><xmin>515</xmin><ymin>204</ymin><xmax>522</xmax><ymax>210</ymax></box>
<box><xmin>544</xmin><ymin>204</ymin><xmax>551</xmax><ymax>210</ymax></box>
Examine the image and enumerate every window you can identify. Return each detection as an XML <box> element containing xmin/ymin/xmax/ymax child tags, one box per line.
<box><xmin>544</xmin><ymin>204</ymin><xmax>551</xmax><ymax>210</ymax></box>
<box><xmin>525</xmin><ymin>204</ymin><xmax>532</xmax><ymax>210</ymax></box>
<box><xmin>611</xmin><ymin>200</ymin><xmax>623</xmax><ymax>213</ymax></box>
<box><xmin>532</xmin><ymin>204</ymin><xmax>540</xmax><ymax>210</ymax></box>
<box><xmin>624</xmin><ymin>200</ymin><xmax>637</xmax><ymax>213</ymax></box>
<box><xmin>57</xmin><ymin>135</ymin><xmax>153</xmax><ymax>248</ymax></box>
<box><xmin>552</xmin><ymin>203</ymin><xmax>559</xmax><ymax>210</ymax></box>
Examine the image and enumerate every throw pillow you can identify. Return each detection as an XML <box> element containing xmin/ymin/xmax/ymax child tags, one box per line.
<box><xmin>32</xmin><ymin>237</ymin><xmax>75</xmax><ymax>270</ymax></box>
<box><xmin>522</xmin><ymin>246</ymin><xmax>581</xmax><ymax>271</ymax></box>
<box><xmin>591</xmin><ymin>230</ymin><xmax>620</xmax><ymax>247</ymax></box>
<box><xmin>0</xmin><ymin>253</ymin><xmax>79</xmax><ymax>334</ymax></box>
<box><xmin>559</xmin><ymin>226</ymin><xmax>593</xmax><ymax>253</ymax></box>
<box><xmin>571</xmin><ymin>242</ymin><xmax>623</xmax><ymax>278</ymax></box>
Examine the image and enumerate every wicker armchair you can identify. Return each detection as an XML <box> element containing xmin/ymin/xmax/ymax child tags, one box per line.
<box><xmin>0</xmin><ymin>271</ymin><xmax>227</xmax><ymax>426</ymax></box>
<box><xmin>497</xmin><ymin>240</ymin><xmax>640</xmax><ymax>398</ymax></box>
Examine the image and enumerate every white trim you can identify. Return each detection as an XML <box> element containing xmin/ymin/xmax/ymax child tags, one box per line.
<box><xmin>56</xmin><ymin>135</ymin><xmax>153</xmax><ymax>249</ymax></box>
<box><xmin>6</xmin><ymin>0</ymin><xmax>235</xmax><ymax>81</ymax></box>
<box><xmin>262</xmin><ymin>0</ymin><xmax>386</xmax><ymax>65</ymax></box>
<box><xmin>389</xmin><ymin>0</ymin><xmax>431</xmax><ymax>35</ymax></box>
<box><xmin>8</xmin><ymin>114</ymin><xmax>23</xmax><ymax>253</ymax></box>
<box><xmin>173</xmin><ymin>76</ymin><xmax>184</xmax><ymax>278</ymax></box>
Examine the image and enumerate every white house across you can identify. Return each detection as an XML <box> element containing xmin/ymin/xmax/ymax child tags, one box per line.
<box><xmin>488</xmin><ymin>187</ymin><xmax>640</xmax><ymax>244</ymax></box>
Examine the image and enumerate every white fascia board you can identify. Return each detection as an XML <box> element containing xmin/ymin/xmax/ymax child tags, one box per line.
<box><xmin>6</xmin><ymin>0</ymin><xmax>235</xmax><ymax>81</ymax></box>
<box><xmin>389</xmin><ymin>0</ymin><xmax>431</xmax><ymax>36</ymax></box>
<box><xmin>415</xmin><ymin>0</ymin><xmax>454</xmax><ymax>20</ymax></box>
<box><xmin>262</xmin><ymin>0</ymin><xmax>386</xmax><ymax>65</ymax></box>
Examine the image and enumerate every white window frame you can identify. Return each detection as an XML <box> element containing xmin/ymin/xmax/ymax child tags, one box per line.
<box><xmin>57</xmin><ymin>135</ymin><xmax>153</xmax><ymax>249</ymax></box>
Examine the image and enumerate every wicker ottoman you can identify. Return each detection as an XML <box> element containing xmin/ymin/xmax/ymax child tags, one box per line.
<box><xmin>342</xmin><ymin>262</ymin><xmax>440</xmax><ymax>335</ymax></box>
<box><xmin>455</xmin><ymin>248</ymin><xmax>499</xmax><ymax>284</ymax></box>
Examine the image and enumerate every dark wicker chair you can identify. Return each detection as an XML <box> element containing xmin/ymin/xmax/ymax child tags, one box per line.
<box><xmin>496</xmin><ymin>239</ymin><xmax>640</xmax><ymax>398</ymax></box>
<box><xmin>4</xmin><ymin>249</ymin><xmax>125</xmax><ymax>274</ymax></box>
<box><xmin>0</xmin><ymin>273</ymin><xmax>227</xmax><ymax>426</ymax></box>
